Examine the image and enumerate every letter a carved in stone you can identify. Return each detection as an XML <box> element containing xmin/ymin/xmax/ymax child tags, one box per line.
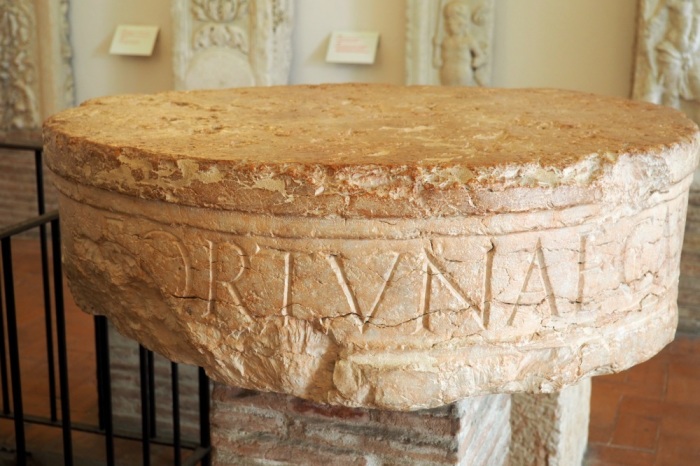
<box><xmin>507</xmin><ymin>239</ymin><xmax>559</xmax><ymax>326</ymax></box>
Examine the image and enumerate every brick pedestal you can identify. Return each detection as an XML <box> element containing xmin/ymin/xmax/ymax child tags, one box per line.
<box><xmin>211</xmin><ymin>385</ymin><xmax>511</xmax><ymax>466</ymax></box>
<box><xmin>209</xmin><ymin>380</ymin><xmax>592</xmax><ymax>465</ymax></box>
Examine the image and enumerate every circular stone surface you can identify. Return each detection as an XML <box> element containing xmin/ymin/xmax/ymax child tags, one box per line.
<box><xmin>45</xmin><ymin>84</ymin><xmax>700</xmax><ymax>410</ymax></box>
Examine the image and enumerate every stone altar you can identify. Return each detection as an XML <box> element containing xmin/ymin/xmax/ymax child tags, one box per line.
<box><xmin>43</xmin><ymin>84</ymin><xmax>699</xmax><ymax>462</ymax></box>
<box><xmin>45</xmin><ymin>85</ymin><xmax>698</xmax><ymax>464</ymax></box>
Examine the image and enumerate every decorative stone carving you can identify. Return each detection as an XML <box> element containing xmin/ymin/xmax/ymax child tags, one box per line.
<box><xmin>172</xmin><ymin>0</ymin><xmax>293</xmax><ymax>89</ymax></box>
<box><xmin>406</xmin><ymin>0</ymin><xmax>495</xmax><ymax>86</ymax></box>
<box><xmin>0</xmin><ymin>1</ymin><xmax>40</xmax><ymax>129</ymax></box>
<box><xmin>43</xmin><ymin>84</ymin><xmax>700</xmax><ymax>410</ymax></box>
<box><xmin>0</xmin><ymin>0</ymin><xmax>74</xmax><ymax>131</ymax></box>
<box><xmin>633</xmin><ymin>0</ymin><xmax>700</xmax><ymax>122</ymax></box>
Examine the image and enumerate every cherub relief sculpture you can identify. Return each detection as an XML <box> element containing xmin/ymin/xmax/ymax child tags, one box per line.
<box><xmin>655</xmin><ymin>0</ymin><xmax>700</xmax><ymax>107</ymax></box>
<box><xmin>635</xmin><ymin>0</ymin><xmax>700</xmax><ymax>121</ymax></box>
<box><xmin>432</xmin><ymin>0</ymin><xmax>491</xmax><ymax>86</ymax></box>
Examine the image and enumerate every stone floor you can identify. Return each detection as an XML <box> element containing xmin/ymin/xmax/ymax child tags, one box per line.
<box><xmin>585</xmin><ymin>334</ymin><xmax>700</xmax><ymax>465</ymax></box>
<box><xmin>1</xmin><ymin>237</ymin><xmax>700</xmax><ymax>465</ymax></box>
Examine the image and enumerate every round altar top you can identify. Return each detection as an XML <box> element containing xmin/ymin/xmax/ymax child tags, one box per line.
<box><xmin>45</xmin><ymin>84</ymin><xmax>700</xmax><ymax>409</ymax></box>
<box><xmin>44</xmin><ymin>84</ymin><xmax>698</xmax><ymax>217</ymax></box>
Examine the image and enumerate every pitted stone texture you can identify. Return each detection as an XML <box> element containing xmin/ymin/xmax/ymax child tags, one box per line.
<box><xmin>44</xmin><ymin>84</ymin><xmax>700</xmax><ymax>410</ymax></box>
<box><xmin>510</xmin><ymin>378</ymin><xmax>591</xmax><ymax>466</ymax></box>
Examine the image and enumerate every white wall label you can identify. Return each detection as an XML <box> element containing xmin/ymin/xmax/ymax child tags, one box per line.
<box><xmin>326</xmin><ymin>31</ymin><xmax>379</xmax><ymax>65</ymax></box>
<box><xmin>109</xmin><ymin>25</ymin><xmax>160</xmax><ymax>56</ymax></box>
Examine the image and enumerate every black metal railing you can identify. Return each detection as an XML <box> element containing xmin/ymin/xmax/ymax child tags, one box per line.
<box><xmin>0</xmin><ymin>138</ymin><xmax>212</xmax><ymax>465</ymax></box>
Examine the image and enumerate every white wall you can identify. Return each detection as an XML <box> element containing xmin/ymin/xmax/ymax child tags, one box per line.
<box><xmin>491</xmin><ymin>0</ymin><xmax>638</xmax><ymax>97</ymax></box>
<box><xmin>69</xmin><ymin>0</ymin><xmax>638</xmax><ymax>104</ymax></box>
<box><xmin>70</xmin><ymin>0</ymin><xmax>174</xmax><ymax>104</ymax></box>
<box><xmin>289</xmin><ymin>0</ymin><xmax>405</xmax><ymax>85</ymax></box>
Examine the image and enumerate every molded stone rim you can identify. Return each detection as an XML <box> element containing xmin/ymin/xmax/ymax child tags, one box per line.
<box><xmin>43</xmin><ymin>84</ymin><xmax>700</xmax><ymax>218</ymax></box>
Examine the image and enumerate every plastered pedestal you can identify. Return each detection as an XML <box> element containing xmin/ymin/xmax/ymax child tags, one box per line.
<box><xmin>511</xmin><ymin>379</ymin><xmax>591</xmax><ymax>466</ymax></box>
<box><xmin>43</xmin><ymin>84</ymin><xmax>700</xmax><ymax>464</ymax></box>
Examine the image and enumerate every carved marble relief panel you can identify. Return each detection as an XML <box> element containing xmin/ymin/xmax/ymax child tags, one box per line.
<box><xmin>633</xmin><ymin>0</ymin><xmax>700</xmax><ymax>123</ymax></box>
<box><xmin>406</xmin><ymin>0</ymin><xmax>495</xmax><ymax>86</ymax></box>
<box><xmin>172</xmin><ymin>0</ymin><xmax>293</xmax><ymax>90</ymax></box>
<box><xmin>0</xmin><ymin>0</ymin><xmax>74</xmax><ymax>131</ymax></box>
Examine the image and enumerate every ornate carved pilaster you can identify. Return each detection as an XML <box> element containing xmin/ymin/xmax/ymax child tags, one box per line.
<box><xmin>172</xmin><ymin>0</ymin><xmax>293</xmax><ymax>90</ymax></box>
<box><xmin>406</xmin><ymin>0</ymin><xmax>495</xmax><ymax>86</ymax></box>
<box><xmin>1</xmin><ymin>0</ymin><xmax>41</xmax><ymax>130</ymax></box>
<box><xmin>633</xmin><ymin>0</ymin><xmax>700</xmax><ymax>123</ymax></box>
<box><xmin>0</xmin><ymin>0</ymin><xmax>74</xmax><ymax>131</ymax></box>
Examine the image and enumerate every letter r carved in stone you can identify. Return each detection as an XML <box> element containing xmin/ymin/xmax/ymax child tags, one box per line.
<box><xmin>206</xmin><ymin>239</ymin><xmax>250</xmax><ymax>318</ymax></box>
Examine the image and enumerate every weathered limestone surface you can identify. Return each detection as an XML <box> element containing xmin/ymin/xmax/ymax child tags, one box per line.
<box><xmin>43</xmin><ymin>84</ymin><xmax>700</xmax><ymax>410</ymax></box>
<box><xmin>510</xmin><ymin>379</ymin><xmax>591</xmax><ymax>466</ymax></box>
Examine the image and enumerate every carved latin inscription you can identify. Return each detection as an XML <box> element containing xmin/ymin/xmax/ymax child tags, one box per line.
<box><xmin>52</xmin><ymin>175</ymin><xmax>690</xmax><ymax>408</ymax></box>
<box><xmin>60</xmin><ymin>190</ymin><xmax>685</xmax><ymax>345</ymax></box>
<box><xmin>420</xmin><ymin>249</ymin><xmax>485</xmax><ymax>332</ymax></box>
<box><xmin>207</xmin><ymin>240</ymin><xmax>249</xmax><ymax>318</ymax></box>
<box><xmin>507</xmin><ymin>239</ymin><xmax>558</xmax><ymax>326</ymax></box>
<box><xmin>327</xmin><ymin>252</ymin><xmax>400</xmax><ymax>333</ymax></box>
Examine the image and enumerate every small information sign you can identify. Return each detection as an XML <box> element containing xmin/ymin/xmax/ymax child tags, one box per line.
<box><xmin>326</xmin><ymin>31</ymin><xmax>380</xmax><ymax>65</ymax></box>
<box><xmin>109</xmin><ymin>25</ymin><xmax>160</xmax><ymax>56</ymax></box>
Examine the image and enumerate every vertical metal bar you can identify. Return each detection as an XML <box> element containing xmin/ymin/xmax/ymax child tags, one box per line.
<box><xmin>171</xmin><ymin>362</ymin><xmax>181</xmax><ymax>466</ymax></box>
<box><xmin>140</xmin><ymin>345</ymin><xmax>151</xmax><ymax>466</ymax></box>
<box><xmin>148</xmin><ymin>350</ymin><xmax>156</xmax><ymax>438</ymax></box>
<box><xmin>51</xmin><ymin>219</ymin><xmax>74</xmax><ymax>465</ymax></box>
<box><xmin>198</xmin><ymin>367</ymin><xmax>211</xmax><ymax>466</ymax></box>
<box><xmin>0</xmin><ymin>261</ymin><xmax>9</xmax><ymax>414</ymax></box>
<box><xmin>95</xmin><ymin>316</ymin><xmax>115</xmax><ymax>466</ymax></box>
<box><xmin>94</xmin><ymin>316</ymin><xmax>105</xmax><ymax>430</ymax></box>
<box><xmin>34</xmin><ymin>149</ymin><xmax>45</xmax><ymax>215</ymax></box>
<box><xmin>40</xmin><ymin>224</ymin><xmax>57</xmax><ymax>421</ymax></box>
<box><xmin>35</xmin><ymin>149</ymin><xmax>58</xmax><ymax>422</ymax></box>
<box><xmin>2</xmin><ymin>238</ymin><xmax>26</xmax><ymax>465</ymax></box>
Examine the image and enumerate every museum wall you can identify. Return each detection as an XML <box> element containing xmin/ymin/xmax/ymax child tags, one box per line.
<box><xmin>68</xmin><ymin>0</ymin><xmax>638</xmax><ymax>104</ymax></box>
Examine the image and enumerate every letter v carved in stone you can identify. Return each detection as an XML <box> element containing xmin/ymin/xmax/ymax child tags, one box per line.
<box><xmin>326</xmin><ymin>252</ymin><xmax>401</xmax><ymax>333</ymax></box>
